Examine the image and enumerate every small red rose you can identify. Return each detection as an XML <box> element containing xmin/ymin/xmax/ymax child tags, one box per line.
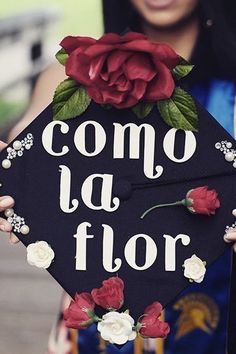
<box><xmin>186</xmin><ymin>186</ymin><xmax>220</xmax><ymax>215</ymax></box>
<box><xmin>138</xmin><ymin>302</ymin><xmax>170</xmax><ymax>338</ymax></box>
<box><xmin>91</xmin><ymin>276</ymin><xmax>124</xmax><ymax>310</ymax></box>
<box><xmin>141</xmin><ymin>186</ymin><xmax>220</xmax><ymax>218</ymax></box>
<box><xmin>61</xmin><ymin>32</ymin><xmax>180</xmax><ymax>109</ymax></box>
<box><xmin>64</xmin><ymin>292</ymin><xmax>95</xmax><ymax>329</ymax></box>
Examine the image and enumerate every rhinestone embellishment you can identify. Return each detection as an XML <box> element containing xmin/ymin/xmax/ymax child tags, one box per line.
<box><xmin>215</xmin><ymin>140</ymin><xmax>236</xmax><ymax>168</ymax></box>
<box><xmin>2</xmin><ymin>133</ymin><xmax>34</xmax><ymax>169</ymax></box>
<box><xmin>4</xmin><ymin>208</ymin><xmax>30</xmax><ymax>235</ymax></box>
<box><xmin>225</xmin><ymin>222</ymin><xmax>236</xmax><ymax>234</ymax></box>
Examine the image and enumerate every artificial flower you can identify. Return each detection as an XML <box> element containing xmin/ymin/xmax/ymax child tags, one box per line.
<box><xmin>183</xmin><ymin>254</ymin><xmax>206</xmax><ymax>283</ymax></box>
<box><xmin>26</xmin><ymin>241</ymin><xmax>55</xmax><ymax>269</ymax></box>
<box><xmin>141</xmin><ymin>186</ymin><xmax>220</xmax><ymax>219</ymax></box>
<box><xmin>97</xmin><ymin>311</ymin><xmax>137</xmax><ymax>345</ymax></box>
<box><xmin>61</xmin><ymin>32</ymin><xmax>180</xmax><ymax>109</ymax></box>
<box><xmin>186</xmin><ymin>186</ymin><xmax>220</xmax><ymax>215</ymax></box>
<box><xmin>91</xmin><ymin>276</ymin><xmax>124</xmax><ymax>310</ymax></box>
<box><xmin>138</xmin><ymin>302</ymin><xmax>170</xmax><ymax>338</ymax></box>
<box><xmin>64</xmin><ymin>292</ymin><xmax>95</xmax><ymax>329</ymax></box>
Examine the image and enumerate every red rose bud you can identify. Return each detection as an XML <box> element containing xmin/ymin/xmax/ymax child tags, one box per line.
<box><xmin>61</xmin><ymin>32</ymin><xmax>180</xmax><ymax>109</ymax></box>
<box><xmin>186</xmin><ymin>186</ymin><xmax>220</xmax><ymax>215</ymax></box>
<box><xmin>138</xmin><ymin>302</ymin><xmax>170</xmax><ymax>339</ymax></box>
<box><xmin>141</xmin><ymin>186</ymin><xmax>220</xmax><ymax>218</ymax></box>
<box><xmin>91</xmin><ymin>277</ymin><xmax>124</xmax><ymax>310</ymax></box>
<box><xmin>64</xmin><ymin>292</ymin><xmax>95</xmax><ymax>329</ymax></box>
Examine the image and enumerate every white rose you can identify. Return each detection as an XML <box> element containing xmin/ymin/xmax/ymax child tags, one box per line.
<box><xmin>97</xmin><ymin>311</ymin><xmax>137</xmax><ymax>345</ymax></box>
<box><xmin>27</xmin><ymin>241</ymin><xmax>55</xmax><ymax>269</ymax></box>
<box><xmin>183</xmin><ymin>254</ymin><xmax>206</xmax><ymax>283</ymax></box>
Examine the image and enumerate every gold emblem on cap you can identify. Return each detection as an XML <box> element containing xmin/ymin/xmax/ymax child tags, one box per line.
<box><xmin>173</xmin><ymin>293</ymin><xmax>219</xmax><ymax>339</ymax></box>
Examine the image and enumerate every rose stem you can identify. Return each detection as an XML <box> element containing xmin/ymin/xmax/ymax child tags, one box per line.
<box><xmin>140</xmin><ymin>200</ymin><xmax>185</xmax><ymax>219</ymax></box>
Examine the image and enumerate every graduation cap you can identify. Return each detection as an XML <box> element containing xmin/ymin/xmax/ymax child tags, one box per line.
<box><xmin>1</xmin><ymin>32</ymin><xmax>236</xmax><ymax>347</ymax></box>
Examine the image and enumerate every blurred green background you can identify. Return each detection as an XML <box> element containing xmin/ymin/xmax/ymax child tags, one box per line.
<box><xmin>0</xmin><ymin>0</ymin><xmax>104</xmax><ymax>136</ymax></box>
<box><xmin>0</xmin><ymin>0</ymin><xmax>103</xmax><ymax>37</ymax></box>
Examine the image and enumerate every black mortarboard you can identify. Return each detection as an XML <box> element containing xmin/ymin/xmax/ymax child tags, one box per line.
<box><xmin>0</xmin><ymin>98</ymin><xmax>235</xmax><ymax>326</ymax></box>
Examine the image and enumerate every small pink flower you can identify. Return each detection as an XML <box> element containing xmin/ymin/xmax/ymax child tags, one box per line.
<box><xmin>91</xmin><ymin>277</ymin><xmax>124</xmax><ymax>310</ymax></box>
<box><xmin>64</xmin><ymin>292</ymin><xmax>95</xmax><ymax>329</ymax></box>
<box><xmin>138</xmin><ymin>302</ymin><xmax>170</xmax><ymax>338</ymax></box>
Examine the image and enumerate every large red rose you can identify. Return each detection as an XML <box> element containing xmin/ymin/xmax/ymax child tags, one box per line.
<box><xmin>64</xmin><ymin>292</ymin><xmax>95</xmax><ymax>329</ymax></box>
<box><xmin>91</xmin><ymin>277</ymin><xmax>124</xmax><ymax>310</ymax></box>
<box><xmin>139</xmin><ymin>302</ymin><xmax>170</xmax><ymax>338</ymax></box>
<box><xmin>61</xmin><ymin>32</ymin><xmax>180</xmax><ymax>108</ymax></box>
<box><xmin>186</xmin><ymin>186</ymin><xmax>220</xmax><ymax>215</ymax></box>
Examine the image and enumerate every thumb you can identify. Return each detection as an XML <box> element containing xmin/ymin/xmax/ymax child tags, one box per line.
<box><xmin>0</xmin><ymin>140</ymin><xmax>7</xmax><ymax>152</ymax></box>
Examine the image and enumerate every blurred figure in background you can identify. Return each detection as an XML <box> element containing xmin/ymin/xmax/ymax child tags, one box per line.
<box><xmin>1</xmin><ymin>0</ymin><xmax>236</xmax><ymax>353</ymax></box>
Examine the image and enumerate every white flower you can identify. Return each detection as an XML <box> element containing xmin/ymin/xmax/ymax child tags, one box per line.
<box><xmin>97</xmin><ymin>311</ymin><xmax>137</xmax><ymax>345</ymax></box>
<box><xmin>183</xmin><ymin>254</ymin><xmax>206</xmax><ymax>283</ymax></box>
<box><xmin>27</xmin><ymin>241</ymin><xmax>55</xmax><ymax>269</ymax></box>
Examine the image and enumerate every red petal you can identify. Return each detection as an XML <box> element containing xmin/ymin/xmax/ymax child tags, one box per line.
<box><xmin>124</xmin><ymin>54</ymin><xmax>156</xmax><ymax>82</ymax></box>
<box><xmin>144</xmin><ymin>302</ymin><xmax>163</xmax><ymax>317</ymax></box>
<box><xmin>132</xmin><ymin>79</ymin><xmax>147</xmax><ymax>100</ymax></box>
<box><xmin>65</xmin><ymin>51</ymin><xmax>91</xmax><ymax>85</ymax></box>
<box><xmin>152</xmin><ymin>43</ymin><xmax>180</xmax><ymax>69</ymax></box>
<box><xmin>116</xmin><ymin>76</ymin><xmax>132</xmax><ymax>92</ymax></box>
<box><xmin>121</xmin><ymin>39</ymin><xmax>156</xmax><ymax>54</ymax></box>
<box><xmin>85</xmin><ymin>44</ymin><xmax>113</xmax><ymax>58</ymax></box>
<box><xmin>144</xmin><ymin>62</ymin><xmax>175</xmax><ymax>101</ymax></box>
<box><xmin>89</xmin><ymin>55</ymin><xmax>106</xmax><ymax>80</ymax></box>
<box><xmin>107</xmin><ymin>69</ymin><xmax>123</xmax><ymax>85</ymax></box>
<box><xmin>60</xmin><ymin>36</ymin><xmax>96</xmax><ymax>54</ymax></box>
<box><xmin>107</xmin><ymin>50</ymin><xmax>132</xmax><ymax>73</ymax></box>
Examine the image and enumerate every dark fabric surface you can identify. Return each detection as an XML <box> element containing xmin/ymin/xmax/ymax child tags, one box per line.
<box><xmin>0</xmin><ymin>99</ymin><xmax>235</xmax><ymax>321</ymax></box>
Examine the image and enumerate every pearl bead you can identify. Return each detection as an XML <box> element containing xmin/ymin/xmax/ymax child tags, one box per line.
<box><xmin>233</xmin><ymin>162</ymin><xmax>236</xmax><ymax>168</ymax></box>
<box><xmin>25</xmin><ymin>144</ymin><xmax>31</xmax><ymax>150</ymax></box>
<box><xmin>2</xmin><ymin>159</ymin><xmax>11</xmax><ymax>169</ymax></box>
<box><xmin>226</xmin><ymin>142</ymin><xmax>233</xmax><ymax>149</ymax></box>
<box><xmin>16</xmin><ymin>216</ymin><xmax>21</xmax><ymax>223</ymax></box>
<box><xmin>215</xmin><ymin>143</ymin><xmax>221</xmax><ymax>149</ymax></box>
<box><xmin>13</xmin><ymin>140</ymin><xmax>22</xmax><ymax>150</ymax></box>
<box><xmin>20</xmin><ymin>225</ymin><xmax>30</xmax><ymax>235</ymax></box>
<box><xmin>4</xmin><ymin>208</ymin><xmax>14</xmax><ymax>218</ymax></box>
<box><xmin>225</xmin><ymin>152</ymin><xmax>234</xmax><ymax>162</ymax></box>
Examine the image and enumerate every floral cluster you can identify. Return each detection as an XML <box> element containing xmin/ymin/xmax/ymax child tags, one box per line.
<box><xmin>53</xmin><ymin>32</ymin><xmax>198</xmax><ymax>132</ymax></box>
<box><xmin>64</xmin><ymin>277</ymin><xmax>170</xmax><ymax>345</ymax></box>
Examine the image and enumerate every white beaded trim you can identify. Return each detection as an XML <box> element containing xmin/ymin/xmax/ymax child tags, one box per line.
<box><xmin>4</xmin><ymin>208</ymin><xmax>30</xmax><ymax>235</ymax></box>
<box><xmin>225</xmin><ymin>222</ymin><xmax>236</xmax><ymax>234</ymax></box>
<box><xmin>1</xmin><ymin>133</ymin><xmax>34</xmax><ymax>169</ymax></box>
<box><xmin>215</xmin><ymin>141</ymin><xmax>236</xmax><ymax>168</ymax></box>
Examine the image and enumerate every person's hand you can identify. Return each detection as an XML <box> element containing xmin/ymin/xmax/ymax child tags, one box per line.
<box><xmin>224</xmin><ymin>209</ymin><xmax>236</xmax><ymax>252</ymax></box>
<box><xmin>0</xmin><ymin>141</ymin><xmax>19</xmax><ymax>244</ymax></box>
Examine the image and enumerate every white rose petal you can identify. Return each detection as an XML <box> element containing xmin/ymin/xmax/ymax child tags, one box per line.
<box><xmin>97</xmin><ymin>311</ymin><xmax>137</xmax><ymax>345</ymax></box>
<box><xmin>27</xmin><ymin>241</ymin><xmax>55</xmax><ymax>269</ymax></box>
<box><xmin>183</xmin><ymin>254</ymin><xmax>206</xmax><ymax>283</ymax></box>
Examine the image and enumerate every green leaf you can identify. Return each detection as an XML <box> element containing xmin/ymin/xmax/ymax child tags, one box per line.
<box><xmin>172</xmin><ymin>58</ymin><xmax>194</xmax><ymax>80</ymax></box>
<box><xmin>157</xmin><ymin>87</ymin><xmax>198</xmax><ymax>132</ymax></box>
<box><xmin>53</xmin><ymin>78</ymin><xmax>91</xmax><ymax>121</ymax></box>
<box><xmin>132</xmin><ymin>102</ymin><xmax>154</xmax><ymax>119</ymax></box>
<box><xmin>55</xmin><ymin>48</ymin><xmax>69</xmax><ymax>66</ymax></box>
